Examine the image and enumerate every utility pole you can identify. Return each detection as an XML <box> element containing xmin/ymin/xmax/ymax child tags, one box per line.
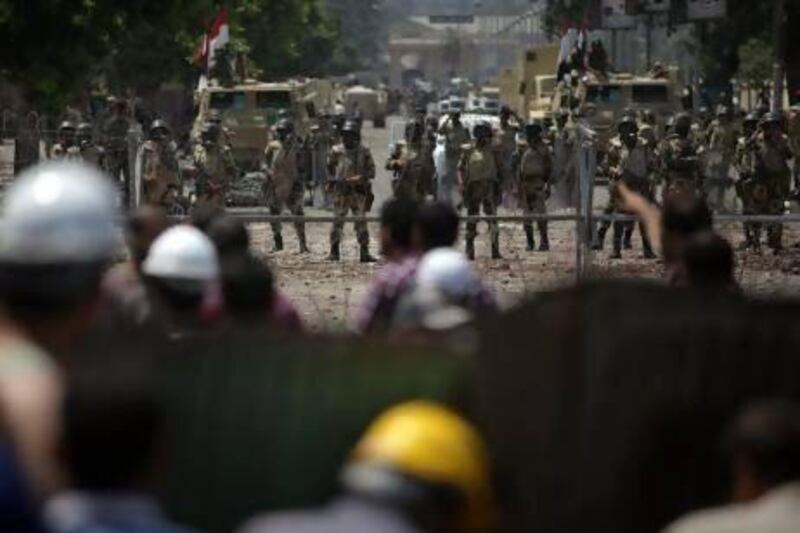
<box><xmin>772</xmin><ymin>0</ymin><xmax>787</xmax><ymax>113</ymax></box>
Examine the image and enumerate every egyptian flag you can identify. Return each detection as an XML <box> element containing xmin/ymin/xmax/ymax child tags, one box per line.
<box><xmin>196</xmin><ymin>8</ymin><xmax>230</xmax><ymax>90</ymax></box>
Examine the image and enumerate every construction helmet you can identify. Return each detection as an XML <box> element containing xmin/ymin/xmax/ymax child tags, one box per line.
<box><xmin>345</xmin><ymin>401</ymin><xmax>494</xmax><ymax>530</ymax></box>
<box><xmin>142</xmin><ymin>225</ymin><xmax>219</xmax><ymax>282</ymax></box>
<box><xmin>0</xmin><ymin>161</ymin><xmax>118</xmax><ymax>264</ymax></box>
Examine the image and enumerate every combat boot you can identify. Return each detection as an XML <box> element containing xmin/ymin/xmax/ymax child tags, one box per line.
<box><xmin>593</xmin><ymin>224</ymin><xmax>608</xmax><ymax>251</ymax></box>
<box><xmin>273</xmin><ymin>233</ymin><xmax>284</xmax><ymax>252</ymax></box>
<box><xmin>538</xmin><ymin>222</ymin><xmax>550</xmax><ymax>252</ymax></box>
<box><xmin>491</xmin><ymin>239</ymin><xmax>502</xmax><ymax>260</ymax></box>
<box><xmin>611</xmin><ymin>225</ymin><xmax>623</xmax><ymax>260</ymax></box>
<box><xmin>642</xmin><ymin>239</ymin><xmax>656</xmax><ymax>259</ymax></box>
<box><xmin>327</xmin><ymin>243</ymin><xmax>340</xmax><ymax>261</ymax></box>
<box><xmin>466</xmin><ymin>240</ymin><xmax>475</xmax><ymax>261</ymax></box>
<box><xmin>360</xmin><ymin>243</ymin><xmax>377</xmax><ymax>263</ymax></box>
<box><xmin>623</xmin><ymin>225</ymin><xmax>633</xmax><ymax>250</ymax></box>
<box><xmin>298</xmin><ymin>233</ymin><xmax>310</xmax><ymax>254</ymax></box>
<box><xmin>524</xmin><ymin>226</ymin><xmax>535</xmax><ymax>251</ymax></box>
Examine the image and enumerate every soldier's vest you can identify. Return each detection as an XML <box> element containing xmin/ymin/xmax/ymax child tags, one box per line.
<box><xmin>464</xmin><ymin>147</ymin><xmax>497</xmax><ymax>184</ymax></box>
<box><xmin>519</xmin><ymin>146</ymin><xmax>549</xmax><ymax>189</ymax></box>
<box><xmin>617</xmin><ymin>144</ymin><xmax>649</xmax><ymax>182</ymax></box>
<box><xmin>664</xmin><ymin>136</ymin><xmax>699</xmax><ymax>182</ymax></box>
<box><xmin>334</xmin><ymin>146</ymin><xmax>369</xmax><ymax>183</ymax></box>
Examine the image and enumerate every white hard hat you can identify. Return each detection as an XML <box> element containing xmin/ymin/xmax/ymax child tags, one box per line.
<box><xmin>142</xmin><ymin>225</ymin><xmax>219</xmax><ymax>281</ymax></box>
<box><xmin>416</xmin><ymin>248</ymin><xmax>481</xmax><ymax>302</ymax></box>
<box><xmin>0</xmin><ymin>160</ymin><xmax>118</xmax><ymax>263</ymax></box>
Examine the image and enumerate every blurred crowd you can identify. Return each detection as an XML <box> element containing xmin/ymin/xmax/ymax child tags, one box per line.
<box><xmin>0</xmin><ymin>159</ymin><xmax>799</xmax><ymax>533</ymax></box>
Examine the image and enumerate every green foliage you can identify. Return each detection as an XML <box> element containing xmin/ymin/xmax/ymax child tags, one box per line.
<box><xmin>737</xmin><ymin>38</ymin><xmax>774</xmax><ymax>88</ymax></box>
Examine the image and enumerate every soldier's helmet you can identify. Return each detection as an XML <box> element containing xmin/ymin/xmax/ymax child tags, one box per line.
<box><xmin>716</xmin><ymin>105</ymin><xmax>731</xmax><ymax>118</ymax></box>
<box><xmin>500</xmin><ymin>105</ymin><xmax>512</xmax><ymax>117</ymax></box>
<box><xmin>408</xmin><ymin>119</ymin><xmax>424</xmax><ymax>139</ymax></box>
<box><xmin>150</xmin><ymin>119</ymin><xmax>170</xmax><ymax>137</ymax></box>
<box><xmin>76</xmin><ymin>122</ymin><xmax>93</xmax><ymax>135</ymax></box>
<box><xmin>59</xmin><ymin>121</ymin><xmax>77</xmax><ymax>133</ymax></box>
<box><xmin>275</xmin><ymin>119</ymin><xmax>295</xmax><ymax>135</ymax></box>
<box><xmin>618</xmin><ymin>115</ymin><xmax>639</xmax><ymax>134</ymax></box>
<box><xmin>524</xmin><ymin>122</ymin><xmax>543</xmax><ymax>138</ymax></box>
<box><xmin>473</xmin><ymin>122</ymin><xmax>492</xmax><ymax>140</ymax></box>
<box><xmin>342</xmin><ymin>119</ymin><xmax>361</xmax><ymax>134</ymax></box>
<box><xmin>673</xmin><ymin>113</ymin><xmax>692</xmax><ymax>135</ymax></box>
<box><xmin>760</xmin><ymin>112</ymin><xmax>782</xmax><ymax>126</ymax></box>
<box><xmin>743</xmin><ymin>113</ymin><xmax>759</xmax><ymax>126</ymax></box>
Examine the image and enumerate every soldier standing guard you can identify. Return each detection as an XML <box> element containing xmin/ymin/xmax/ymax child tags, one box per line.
<box><xmin>513</xmin><ymin>123</ymin><xmax>552</xmax><ymax>252</ymax></box>
<box><xmin>386</xmin><ymin>118</ymin><xmax>430</xmax><ymax>202</ymax></box>
<box><xmin>734</xmin><ymin>113</ymin><xmax>761</xmax><ymax>252</ymax></box>
<box><xmin>103</xmin><ymin>99</ymin><xmax>132</xmax><ymax>207</ymax></box>
<box><xmin>141</xmin><ymin>120</ymin><xmax>180</xmax><ymax>208</ymax></box>
<box><xmin>495</xmin><ymin>105</ymin><xmax>519</xmax><ymax>207</ymax></box>
<box><xmin>459</xmin><ymin>122</ymin><xmax>501</xmax><ymax>261</ymax></box>
<box><xmin>705</xmin><ymin>106</ymin><xmax>740</xmax><ymax>210</ymax></box>
<box><xmin>750</xmin><ymin>113</ymin><xmax>794</xmax><ymax>254</ymax></box>
<box><xmin>192</xmin><ymin>122</ymin><xmax>238</xmax><ymax>212</ymax></box>
<box><xmin>595</xmin><ymin>116</ymin><xmax>657</xmax><ymax>259</ymax></box>
<box><xmin>264</xmin><ymin>119</ymin><xmax>309</xmax><ymax>254</ymax></box>
<box><xmin>327</xmin><ymin>120</ymin><xmax>376</xmax><ymax>263</ymax></box>
<box><xmin>659</xmin><ymin>112</ymin><xmax>703</xmax><ymax>204</ymax></box>
<box><xmin>438</xmin><ymin>112</ymin><xmax>471</xmax><ymax>206</ymax></box>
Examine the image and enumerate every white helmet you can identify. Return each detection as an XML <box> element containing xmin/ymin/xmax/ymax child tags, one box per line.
<box><xmin>0</xmin><ymin>160</ymin><xmax>118</xmax><ymax>263</ymax></box>
<box><xmin>416</xmin><ymin>248</ymin><xmax>481</xmax><ymax>302</ymax></box>
<box><xmin>142</xmin><ymin>225</ymin><xmax>219</xmax><ymax>281</ymax></box>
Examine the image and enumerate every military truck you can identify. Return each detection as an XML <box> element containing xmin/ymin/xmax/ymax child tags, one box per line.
<box><xmin>498</xmin><ymin>45</ymin><xmax>560</xmax><ymax>121</ymax></box>
<box><xmin>343</xmin><ymin>86</ymin><xmax>388</xmax><ymax>128</ymax></box>
<box><xmin>193</xmin><ymin>80</ymin><xmax>327</xmax><ymax>170</ymax></box>
<box><xmin>552</xmin><ymin>69</ymin><xmax>682</xmax><ymax>150</ymax></box>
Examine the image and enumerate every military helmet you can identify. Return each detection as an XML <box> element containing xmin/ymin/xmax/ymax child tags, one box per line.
<box><xmin>500</xmin><ymin>105</ymin><xmax>512</xmax><ymax>116</ymax></box>
<box><xmin>341</xmin><ymin>119</ymin><xmax>361</xmax><ymax>135</ymax></box>
<box><xmin>642</xmin><ymin>109</ymin><xmax>656</xmax><ymax>123</ymax></box>
<box><xmin>473</xmin><ymin>121</ymin><xmax>492</xmax><ymax>139</ymax></box>
<box><xmin>150</xmin><ymin>119</ymin><xmax>170</xmax><ymax>135</ymax></box>
<box><xmin>618</xmin><ymin>115</ymin><xmax>639</xmax><ymax>133</ymax></box>
<box><xmin>743</xmin><ymin>113</ymin><xmax>759</xmax><ymax>126</ymax></box>
<box><xmin>76</xmin><ymin>122</ymin><xmax>93</xmax><ymax>134</ymax></box>
<box><xmin>760</xmin><ymin>112</ymin><xmax>782</xmax><ymax>126</ymax></box>
<box><xmin>716</xmin><ymin>105</ymin><xmax>730</xmax><ymax>118</ymax></box>
<box><xmin>674</xmin><ymin>112</ymin><xmax>692</xmax><ymax>129</ymax></box>
<box><xmin>275</xmin><ymin>119</ymin><xmax>295</xmax><ymax>134</ymax></box>
<box><xmin>524</xmin><ymin>122</ymin><xmax>543</xmax><ymax>138</ymax></box>
<box><xmin>59</xmin><ymin>120</ymin><xmax>76</xmax><ymax>132</ymax></box>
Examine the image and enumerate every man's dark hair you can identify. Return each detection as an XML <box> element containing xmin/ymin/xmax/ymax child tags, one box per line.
<box><xmin>191</xmin><ymin>205</ymin><xmax>226</xmax><ymax>234</ymax></box>
<box><xmin>381</xmin><ymin>199</ymin><xmax>419</xmax><ymax>249</ymax></box>
<box><xmin>220</xmin><ymin>253</ymin><xmax>275</xmax><ymax>322</ymax></box>
<box><xmin>417</xmin><ymin>202</ymin><xmax>460</xmax><ymax>250</ymax></box>
<box><xmin>60</xmin><ymin>357</ymin><xmax>164</xmax><ymax>490</ymax></box>
<box><xmin>684</xmin><ymin>231</ymin><xmax>736</xmax><ymax>289</ymax></box>
<box><xmin>662</xmin><ymin>196</ymin><xmax>712</xmax><ymax>238</ymax></box>
<box><xmin>726</xmin><ymin>399</ymin><xmax>800</xmax><ymax>487</ymax></box>
<box><xmin>208</xmin><ymin>216</ymin><xmax>251</xmax><ymax>258</ymax></box>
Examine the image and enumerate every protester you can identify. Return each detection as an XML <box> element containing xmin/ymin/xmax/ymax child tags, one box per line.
<box><xmin>101</xmin><ymin>205</ymin><xmax>170</xmax><ymax>329</ymax></box>
<box><xmin>239</xmin><ymin>401</ymin><xmax>494</xmax><ymax>533</ymax></box>
<box><xmin>412</xmin><ymin>201</ymin><xmax>460</xmax><ymax>252</ymax></box>
<box><xmin>683</xmin><ymin>231</ymin><xmax>738</xmax><ymax>291</ymax></box>
<box><xmin>355</xmin><ymin>199</ymin><xmax>421</xmax><ymax>334</ymax></box>
<box><xmin>0</xmin><ymin>161</ymin><xmax>118</xmax><ymax>496</ymax></box>
<box><xmin>141</xmin><ymin>225</ymin><xmax>221</xmax><ymax>337</ymax></box>
<box><xmin>206</xmin><ymin>216</ymin><xmax>305</xmax><ymax>332</ymax></box>
<box><xmin>665</xmin><ymin>400</ymin><xmax>800</xmax><ymax>533</ymax></box>
<box><xmin>45</xmin><ymin>357</ymin><xmax>194</xmax><ymax>533</ymax></box>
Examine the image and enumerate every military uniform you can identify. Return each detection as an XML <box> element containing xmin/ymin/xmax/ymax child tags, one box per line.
<box><xmin>659</xmin><ymin>134</ymin><xmax>702</xmax><ymax>203</ymax></box>
<box><xmin>103</xmin><ymin>114</ymin><xmax>132</xmax><ymax>207</ymax></box>
<box><xmin>459</xmin><ymin>140</ymin><xmax>500</xmax><ymax>260</ymax></box>
<box><xmin>494</xmin><ymin>122</ymin><xmax>518</xmax><ymax>205</ymax></box>
<box><xmin>386</xmin><ymin>140</ymin><xmax>431</xmax><ymax>202</ymax></box>
<box><xmin>141</xmin><ymin>139</ymin><xmax>179</xmax><ymax>206</ymax></box>
<box><xmin>597</xmin><ymin>136</ymin><xmax>657</xmax><ymax>258</ymax></box>
<box><xmin>439</xmin><ymin>120</ymin><xmax>470</xmax><ymax>206</ymax></box>
<box><xmin>193</xmin><ymin>139</ymin><xmax>237</xmax><ymax>211</ymax></box>
<box><xmin>513</xmin><ymin>139</ymin><xmax>552</xmax><ymax>251</ymax></box>
<box><xmin>705</xmin><ymin>118</ymin><xmax>739</xmax><ymax>209</ymax></box>
<box><xmin>264</xmin><ymin>138</ymin><xmax>308</xmax><ymax>252</ymax></box>
<box><xmin>549</xmin><ymin>121</ymin><xmax>578</xmax><ymax>208</ymax></box>
<box><xmin>328</xmin><ymin>143</ymin><xmax>376</xmax><ymax>256</ymax></box>
<box><xmin>734</xmin><ymin>131</ymin><xmax>760</xmax><ymax>250</ymax></box>
<box><xmin>749</xmin><ymin>131</ymin><xmax>793</xmax><ymax>251</ymax></box>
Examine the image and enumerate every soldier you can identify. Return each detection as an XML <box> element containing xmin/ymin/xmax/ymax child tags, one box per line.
<box><xmin>386</xmin><ymin>118</ymin><xmax>430</xmax><ymax>202</ymax></box>
<box><xmin>495</xmin><ymin>105</ymin><xmax>519</xmax><ymax>206</ymax></box>
<box><xmin>50</xmin><ymin>121</ymin><xmax>80</xmax><ymax>160</ymax></box>
<box><xmin>420</xmin><ymin>115</ymin><xmax>440</xmax><ymax>198</ymax></box>
<box><xmin>734</xmin><ymin>113</ymin><xmax>761</xmax><ymax>251</ymax></box>
<box><xmin>595</xmin><ymin>116</ymin><xmax>657</xmax><ymax>259</ymax></box>
<box><xmin>639</xmin><ymin>109</ymin><xmax>659</xmax><ymax>147</ymax></box>
<box><xmin>438</xmin><ymin>111</ymin><xmax>471</xmax><ymax>206</ymax></box>
<box><xmin>550</xmin><ymin>109</ymin><xmax>578</xmax><ymax>208</ymax></box>
<box><xmin>192</xmin><ymin>122</ymin><xmax>238</xmax><ymax>212</ymax></box>
<box><xmin>513</xmin><ymin>123</ymin><xmax>552</xmax><ymax>252</ymax></box>
<box><xmin>659</xmin><ymin>112</ymin><xmax>703</xmax><ymax>204</ymax></box>
<box><xmin>749</xmin><ymin>113</ymin><xmax>794</xmax><ymax>254</ymax></box>
<box><xmin>327</xmin><ymin>120</ymin><xmax>376</xmax><ymax>263</ymax></box>
<box><xmin>102</xmin><ymin>98</ymin><xmax>132</xmax><ymax>207</ymax></box>
<box><xmin>141</xmin><ymin>120</ymin><xmax>180</xmax><ymax>208</ymax></box>
<box><xmin>459</xmin><ymin>122</ymin><xmax>501</xmax><ymax>260</ymax></box>
<box><xmin>705</xmin><ymin>106</ymin><xmax>739</xmax><ymax>210</ymax></box>
<box><xmin>263</xmin><ymin>119</ymin><xmax>309</xmax><ymax>254</ymax></box>
<box><xmin>307</xmin><ymin>118</ymin><xmax>332</xmax><ymax>208</ymax></box>
<box><xmin>75</xmin><ymin>123</ymin><xmax>105</xmax><ymax>169</ymax></box>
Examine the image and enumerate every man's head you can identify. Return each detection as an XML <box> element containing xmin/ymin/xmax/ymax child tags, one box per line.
<box><xmin>275</xmin><ymin>119</ymin><xmax>295</xmax><ymax>143</ymax></box>
<box><xmin>683</xmin><ymin>231</ymin><xmax>736</xmax><ymax>291</ymax></box>
<box><xmin>207</xmin><ymin>215</ymin><xmax>251</xmax><ymax>259</ymax></box>
<box><xmin>126</xmin><ymin>206</ymin><xmax>169</xmax><ymax>270</ymax></box>
<box><xmin>76</xmin><ymin>123</ymin><xmax>93</xmax><ymax>145</ymax></box>
<box><xmin>743</xmin><ymin>113</ymin><xmax>759</xmax><ymax>137</ymax></box>
<box><xmin>341</xmin><ymin>119</ymin><xmax>361</xmax><ymax>150</ymax></box>
<box><xmin>726</xmin><ymin>400</ymin><xmax>800</xmax><ymax>502</ymax></box>
<box><xmin>760</xmin><ymin>113</ymin><xmax>783</xmax><ymax>142</ymax></box>
<box><xmin>149</xmin><ymin>120</ymin><xmax>170</xmax><ymax>142</ymax></box>
<box><xmin>58</xmin><ymin>121</ymin><xmax>76</xmax><ymax>147</ymax></box>
<box><xmin>661</xmin><ymin>195</ymin><xmax>713</xmax><ymax>283</ymax></box>
<box><xmin>219</xmin><ymin>253</ymin><xmax>274</xmax><ymax>325</ymax></box>
<box><xmin>413</xmin><ymin>202</ymin><xmax>460</xmax><ymax>252</ymax></box>
<box><xmin>450</xmin><ymin>112</ymin><xmax>461</xmax><ymax>126</ymax></box>
<box><xmin>473</xmin><ymin>122</ymin><xmax>492</xmax><ymax>146</ymax></box>
<box><xmin>500</xmin><ymin>105</ymin><xmax>512</xmax><ymax>125</ymax></box>
<box><xmin>673</xmin><ymin>113</ymin><xmax>692</xmax><ymax>138</ymax></box>
<box><xmin>525</xmin><ymin>123</ymin><xmax>543</xmax><ymax>145</ymax></box>
<box><xmin>379</xmin><ymin>199</ymin><xmax>420</xmax><ymax>257</ymax></box>
<box><xmin>0</xmin><ymin>161</ymin><xmax>118</xmax><ymax>352</ymax></box>
<box><xmin>618</xmin><ymin>116</ymin><xmax>639</xmax><ymax>148</ymax></box>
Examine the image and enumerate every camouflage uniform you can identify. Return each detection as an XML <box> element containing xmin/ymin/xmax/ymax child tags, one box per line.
<box><xmin>660</xmin><ymin>134</ymin><xmax>702</xmax><ymax>204</ymax></box>
<box><xmin>193</xmin><ymin>135</ymin><xmax>237</xmax><ymax>211</ymax></box>
<box><xmin>264</xmin><ymin>137</ymin><xmax>308</xmax><ymax>252</ymax></box>
<box><xmin>328</xmin><ymin>141</ymin><xmax>376</xmax><ymax>260</ymax></box>
<box><xmin>513</xmin><ymin>131</ymin><xmax>552</xmax><ymax>251</ymax></box>
<box><xmin>704</xmin><ymin>116</ymin><xmax>739</xmax><ymax>210</ymax></box>
<box><xmin>749</xmin><ymin>127</ymin><xmax>793</xmax><ymax>252</ymax></box>
<box><xmin>141</xmin><ymin>139</ymin><xmax>179</xmax><ymax>207</ymax></box>
<box><xmin>597</xmin><ymin>133</ymin><xmax>657</xmax><ymax>258</ymax></box>
<box><xmin>103</xmin><ymin>112</ymin><xmax>132</xmax><ymax>207</ymax></box>
<box><xmin>459</xmin><ymin>126</ymin><xmax>501</xmax><ymax>260</ymax></box>
<box><xmin>734</xmin><ymin>126</ymin><xmax>760</xmax><ymax>250</ymax></box>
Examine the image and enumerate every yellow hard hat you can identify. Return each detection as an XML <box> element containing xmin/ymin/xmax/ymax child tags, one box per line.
<box><xmin>349</xmin><ymin>401</ymin><xmax>494</xmax><ymax>530</ymax></box>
